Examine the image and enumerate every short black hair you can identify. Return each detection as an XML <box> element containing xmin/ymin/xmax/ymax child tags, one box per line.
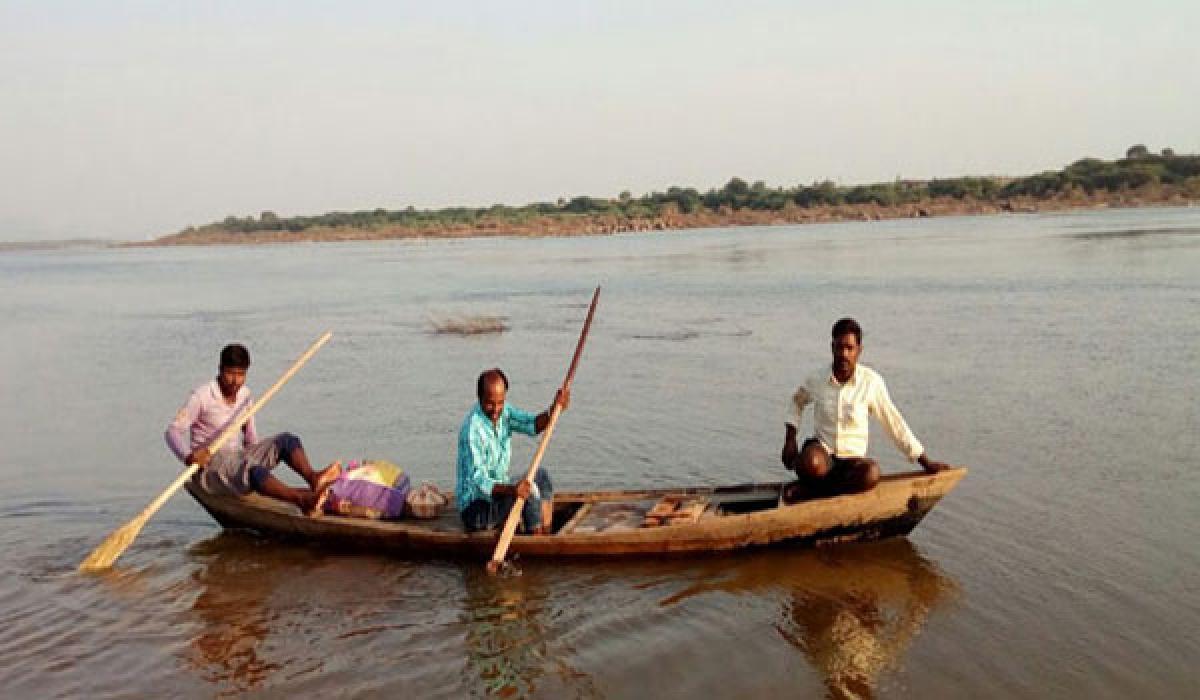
<box><xmin>831</xmin><ymin>318</ymin><xmax>862</xmax><ymax>344</ymax></box>
<box><xmin>476</xmin><ymin>367</ymin><xmax>509</xmax><ymax>398</ymax></box>
<box><xmin>220</xmin><ymin>343</ymin><xmax>251</xmax><ymax>369</ymax></box>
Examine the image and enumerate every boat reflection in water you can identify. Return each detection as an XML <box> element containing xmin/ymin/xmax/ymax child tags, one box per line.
<box><xmin>180</xmin><ymin>531</ymin><xmax>954</xmax><ymax>697</ymax></box>
<box><xmin>182</xmin><ymin>532</ymin><xmax>455</xmax><ymax>695</ymax></box>
<box><xmin>660</xmin><ymin>538</ymin><xmax>959</xmax><ymax>699</ymax></box>
<box><xmin>182</xmin><ymin>532</ymin><xmax>594</xmax><ymax>696</ymax></box>
<box><xmin>184</xmin><ymin>534</ymin><xmax>315</xmax><ymax>693</ymax></box>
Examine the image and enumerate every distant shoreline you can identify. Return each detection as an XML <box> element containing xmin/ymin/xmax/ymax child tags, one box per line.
<box><xmin>129</xmin><ymin>191</ymin><xmax>1196</xmax><ymax>248</ymax></box>
<box><xmin>129</xmin><ymin>149</ymin><xmax>1200</xmax><ymax>247</ymax></box>
<box><xmin>0</xmin><ymin>239</ymin><xmax>117</xmax><ymax>252</ymax></box>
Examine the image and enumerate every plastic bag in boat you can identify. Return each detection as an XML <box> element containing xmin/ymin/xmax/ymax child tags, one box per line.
<box><xmin>324</xmin><ymin>459</ymin><xmax>410</xmax><ymax>519</ymax></box>
<box><xmin>405</xmin><ymin>482</ymin><xmax>448</xmax><ymax>519</ymax></box>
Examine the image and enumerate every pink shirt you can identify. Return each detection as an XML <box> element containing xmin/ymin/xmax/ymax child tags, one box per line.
<box><xmin>165</xmin><ymin>379</ymin><xmax>259</xmax><ymax>464</ymax></box>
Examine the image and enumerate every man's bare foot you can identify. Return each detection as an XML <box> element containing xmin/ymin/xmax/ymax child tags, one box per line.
<box><xmin>303</xmin><ymin>462</ymin><xmax>341</xmax><ymax>517</ymax></box>
<box><xmin>304</xmin><ymin>487</ymin><xmax>332</xmax><ymax>517</ymax></box>
<box><xmin>312</xmin><ymin>461</ymin><xmax>342</xmax><ymax>494</ymax></box>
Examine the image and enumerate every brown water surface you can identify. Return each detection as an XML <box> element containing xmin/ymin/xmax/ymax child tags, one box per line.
<box><xmin>1</xmin><ymin>207</ymin><xmax>1198</xmax><ymax>697</ymax></box>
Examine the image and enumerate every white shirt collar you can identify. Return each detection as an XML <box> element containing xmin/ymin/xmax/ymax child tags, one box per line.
<box><xmin>827</xmin><ymin>366</ymin><xmax>858</xmax><ymax>387</ymax></box>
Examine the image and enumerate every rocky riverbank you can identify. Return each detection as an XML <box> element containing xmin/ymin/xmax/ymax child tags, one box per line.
<box><xmin>136</xmin><ymin>185</ymin><xmax>1196</xmax><ymax>247</ymax></box>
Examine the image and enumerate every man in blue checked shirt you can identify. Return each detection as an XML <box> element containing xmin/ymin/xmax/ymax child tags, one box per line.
<box><xmin>456</xmin><ymin>367</ymin><xmax>569</xmax><ymax>535</ymax></box>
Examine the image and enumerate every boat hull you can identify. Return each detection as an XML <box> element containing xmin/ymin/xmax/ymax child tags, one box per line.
<box><xmin>184</xmin><ymin>468</ymin><xmax>966</xmax><ymax>558</ymax></box>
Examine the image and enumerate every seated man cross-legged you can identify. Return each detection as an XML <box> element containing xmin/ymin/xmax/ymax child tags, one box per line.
<box><xmin>165</xmin><ymin>343</ymin><xmax>340</xmax><ymax>515</ymax></box>
<box><xmin>456</xmin><ymin>367</ymin><xmax>567</xmax><ymax>535</ymax></box>
<box><xmin>781</xmin><ymin>318</ymin><xmax>950</xmax><ymax>502</ymax></box>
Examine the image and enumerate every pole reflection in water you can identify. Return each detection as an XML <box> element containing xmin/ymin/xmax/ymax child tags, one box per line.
<box><xmin>461</xmin><ymin>563</ymin><xmax>599</xmax><ymax>698</ymax></box>
<box><xmin>659</xmin><ymin>539</ymin><xmax>959</xmax><ymax>699</ymax></box>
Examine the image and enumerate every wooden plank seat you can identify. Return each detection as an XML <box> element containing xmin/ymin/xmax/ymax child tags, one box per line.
<box><xmin>642</xmin><ymin>496</ymin><xmax>709</xmax><ymax>527</ymax></box>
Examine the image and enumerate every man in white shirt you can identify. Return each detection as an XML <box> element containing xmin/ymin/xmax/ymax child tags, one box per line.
<box><xmin>781</xmin><ymin>318</ymin><xmax>950</xmax><ymax>502</ymax></box>
<box><xmin>166</xmin><ymin>343</ymin><xmax>340</xmax><ymax>514</ymax></box>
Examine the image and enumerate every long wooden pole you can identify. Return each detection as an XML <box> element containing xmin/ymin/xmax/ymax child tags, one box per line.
<box><xmin>79</xmin><ymin>331</ymin><xmax>334</xmax><ymax>572</ymax></box>
<box><xmin>488</xmin><ymin>288</ymin><xmax>600</xmax><ymax>574</ymax></box>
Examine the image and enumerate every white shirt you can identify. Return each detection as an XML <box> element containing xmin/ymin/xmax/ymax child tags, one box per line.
<box><xmin>785</xmin><ymin>364</ymin><xmax>924</xmax><ymax>461</ymax></box>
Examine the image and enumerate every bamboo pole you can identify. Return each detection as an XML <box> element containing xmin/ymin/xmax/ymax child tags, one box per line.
<box><xmin>488</xmin><ymin>288</ymin><xmax>600</xmax><ymax>574</ymax></box>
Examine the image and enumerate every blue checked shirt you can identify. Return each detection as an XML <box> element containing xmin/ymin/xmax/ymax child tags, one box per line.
<box><xmin>455</xmin><ymin>403</ymin><xmax>539</xmax><ymax>512</ymax></box>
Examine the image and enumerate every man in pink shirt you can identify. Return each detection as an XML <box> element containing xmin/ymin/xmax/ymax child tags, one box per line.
<box><xmin>166</xmin><ymin>343</ymin><xmax>340</xmax><ymax>514</ymax></box>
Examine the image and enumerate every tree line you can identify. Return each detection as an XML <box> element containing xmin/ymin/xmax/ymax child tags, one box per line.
<box><xmin>186</xmin><ymin>146</ymin><xmax>1200</xmax><ymax>236</ymax></box>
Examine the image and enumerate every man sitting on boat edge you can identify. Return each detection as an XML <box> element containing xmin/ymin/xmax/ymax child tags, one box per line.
<box><xmin>165</xmin><ymin>343</ymin><xmax>341</xmax><ymax>515</ymax></box>
<box><xmin>456</xmin><ymin>367</ymin><xmax>568</xmax><ymax>535</ymax></box>
<box><xmin>781</xmin><ymin>318</ymin><xmax>950</xmax><ymax>502</ymax></box>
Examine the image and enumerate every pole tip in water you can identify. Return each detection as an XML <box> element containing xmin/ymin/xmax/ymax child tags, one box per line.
<box><xmin>486</xmin><ymin>559</ymin><xmax>522</xmax><ymax>578</ymax></box>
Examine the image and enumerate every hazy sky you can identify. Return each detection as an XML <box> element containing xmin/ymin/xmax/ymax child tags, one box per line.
<box><xmin>2</xmin><ymin>1</ymin><xmax>1197</xmax><ymax>241</ymax></box>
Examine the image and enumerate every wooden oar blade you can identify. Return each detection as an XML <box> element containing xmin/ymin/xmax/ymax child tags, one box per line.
<box><xmin>78</xmin><ymin>463</ymin><xmax>199</xmax><ymax>572</ymax></box>
<box><xmin>78</xmin><ymin>516</ymin><xmax>145</xmax><ymax>572</ymax></box>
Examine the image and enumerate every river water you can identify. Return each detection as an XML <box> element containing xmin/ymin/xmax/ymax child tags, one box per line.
<box><xmin>1</xmin><ymin>207</ymin><xmax>1197</xmax><ymax>697</ymax></box>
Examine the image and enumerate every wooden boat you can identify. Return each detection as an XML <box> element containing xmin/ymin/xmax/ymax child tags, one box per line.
<box><xmin>184</xmin><ymin>467</ymin><xmax>965</xmax><ymax>558</ymax></box>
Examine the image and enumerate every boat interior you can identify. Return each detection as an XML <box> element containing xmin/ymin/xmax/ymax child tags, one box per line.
<box><xmin>417</xmin><ymin>482</ymin><xmax>786</xmax><ymax>535</ymax></box>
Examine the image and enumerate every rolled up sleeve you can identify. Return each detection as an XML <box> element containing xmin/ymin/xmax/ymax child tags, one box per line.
<box><xmin>507</xmin><ymin>406</ymin><xmax>538</xmax><ymax>436</ymax></box>
<box><xmin>785</xmin><ymin>385</ymin><xmax>811</xmax><ymax>427</ymax></box>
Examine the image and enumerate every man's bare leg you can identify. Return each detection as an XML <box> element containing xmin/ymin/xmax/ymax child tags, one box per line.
<box><xmin>255</xmin><ymin>446</ymin><xmax>342</xmax><ymax>515</ymax></box>
<box><xmin>832</xmin><ymin>457</ymin><xmax>880</xmax><ymax>494</ymax></box>
<box><xmin>797</xmin><ymin>441</ymin><xmax>832</xmax><ymax>480</ymax></box>
<box><xmin>254</xmin><ymin>472</ymin><xmax>318</xmax><ymax>511</ymax></box>
<box><xmin>783</xmin><ymin>444</ymin><xmax>880</xmax><ymax>500</ymax></box>
<box><xmin>283</xmin><ymin>446</ymin><xmax>341</xmax><ymax>493</ymax></box>
<box><xmin>783</xmin><ymin>441</ymin><xmax>833</xmax><ymax>503</ymax></box>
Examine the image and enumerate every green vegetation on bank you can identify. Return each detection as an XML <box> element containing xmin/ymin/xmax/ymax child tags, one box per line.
<box><xmin>177</xmin><ymin>146</ymin><xmax>1200</xmax><ymax>238</ymax></box>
